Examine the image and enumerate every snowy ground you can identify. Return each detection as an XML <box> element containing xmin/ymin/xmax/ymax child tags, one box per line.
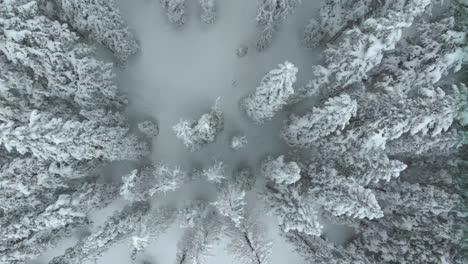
<box><xmin>118</xmin><ymin>0</ymin><xmax>321</xmax><ymax>168</ymax></box>
<box><xmin>57</xmin><ymin>0</ymin><xmax>325</xmax><ymax>263</ymax></box>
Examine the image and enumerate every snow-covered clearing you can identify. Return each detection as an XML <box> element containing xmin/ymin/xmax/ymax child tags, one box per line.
<box><xmin>107</xmin><ymin>0</ymin><xmax>321</xmax><ymax>263</ymax></box>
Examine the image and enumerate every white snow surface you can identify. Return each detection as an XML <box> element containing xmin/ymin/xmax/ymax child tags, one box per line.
<box><xmin>118</xmin><ymin>0</ymin><xmax>320</xmax><ymax>168</ymax></box>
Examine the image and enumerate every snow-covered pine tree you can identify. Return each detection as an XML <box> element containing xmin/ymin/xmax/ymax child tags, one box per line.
<box><xmin>206</xmin><ymin>159</ymin><xmax>273</xmax><ymax>264</ymax></box>
<box><xmin>370</xmin><ymin>16</ymin><xmax>466</xmax><ymax>99</ymax></box>
<box><xmin>262</xmin><ymin>183</ymin><xmax>323</xmax><ymax>236</ymax></box>
<box><xmin>398</xmin><ymin>155</ymin><xmax>467</xmax><ymax>194</ymax></box>
<box><xmin>260</xmin><ymin>156</ymin><xmax>324</xmax><ymax>237</ymax></box>
<box><xmin>0</xmin><ymin>155</ymin><xmax>119</xmax><ymax>263</ymax></box>
<box><xmin>256</xmin><ymin>0</ymin><xmax>301</xmax><ymax>51</ymax></box>
<box><xmin>197</xmin><ymin>160</ymin><xmax>226</xmax><ymax>184</ymax></box>
<box><xmin>339</xmin><ymin>151</ymin><xmax>407</xmax><ymax>186</ymax></box>
<box><xmin>303</xmin><ymin>0</ymin><xmax>378</xmax><ymax>48</ymax></box>
<box><xmin>306</xmin><ymin>167</ymin><xmax>384</xmax><ymax>220</ymax></box>
<box><xmin>302</xmin><ymin>18</ymin><xmax>322</xmax><ymax>49</ymax></box>
<box><xmin>274</xmin><ymin>0</ymin><xmax>465</xmax><ymax>262</ymax></box>
<box><xmin>149</xmin><ymin>163</ymin><xmax>188</xmax><ymax>195</ymax></box>
<box><xmin>41</xmin><ymin>0</ymin><xmax>139</xmax><ymax>63</ymax></box>
<box><xmin>0</xmin><ymin>1</ymin><xmax>147</xmax><ymax>263</ymax></box>
<box><xmin>173</xmin><ymin>98</ymin><xmax>223</xmax><ymax>151</ymax></box>
<box><xmin>225</xmin><ymin>212</ymin><xmax>273</xmax><ymax>264</ymax></box>
<box><xmin>199</xmin><ymin>0</ymin><xmax>216</xmax><ymax>24</ymax></box>
<box><xmin>47</xmin><ymin>204</ymin><xmax>174</xmax><ymax>264</ymax></box>
<box><xmin>177</xmin><ymin>200</ymin><xmax>208</xmax><ymax>229</ymax></box>
<box><xmin>453</xmin><ymin>0</ymin><xmax>468</xmax><ymax>34</ymax></box>
<box><xmin>371</xmin><ymin>92</ymin><xmax>461</xmax><ymax>145</ymax></box>
<box><xmin>305</xmin><ymin>148</ymin><xmax>408</xmax><ymax>187</ymax></box>
<box><xmin>281</xmin><ymin>94</ymin><xmax>357</xmax><ymax>148</ymax></box>
<box><xmin>120</xmin><ymin>169</ymin><xmax>150</xmax><ymax>202</ymax></box>
<box><xmin>0</xmin><ymin>109</ymin><xmax>147</xmax><ymax>162</ymax></box>
<box><xmin>233</xmin><ymin>166</ymin><xmax>256</xmax><ymax>191</ymax></box>
<box><xmin>0</xmin><ymin>55</ymin><xmax>146</xmax><ymax>162</ymax></box>
<box><xmin>283</xmin><ymin>230</ymin><xmax>370</xmax><ymax>264</ymax></box>
<box><xmin>301</xmin><ymin>0</ymin><xmax>432</xmax><ymax>49</ymax></box>
<box><xmin>174</xmin><ymin>210</ymin><xmax>223</xmax><ymax>264</ymax></box>
<box><xmin>315</xmin><ymin>90</ymin><xmax>463</xmax><ymax>155</ymax></box>
<box><xmin>0</xmin><ymin>55</ymin><xmax>72</xmax><ymax>123</ymax></box>
<box><xmin>304</xmin><ymin>0</ymin><xmax>431</xmax><ymax>99</ymax></box>
<box><xmin>242</xmin><ymin>61</ymin><xmax>297</xmax><ymax>124</ymax></box>
<box><xmin>129</xmin><ymin>206</ymin><xmax>176</xmax><ymax>262</ymax></box>
<box><xmin>120</xmin><ymin>163</ymin><xmax>188</xmax><ymax>202</ymax></box>
<box><xmin>261</xmin><ymin>155</ymin><xmax>301</xmax><ymax>185</ymax></box>
<box><xmin>79</xmin><ymin>108</ymin><xmax>128</xmax><ymax>126</ymax></box>
<box><xmin>376</xmin><ymin>180</ymin><xmax>455</xmax><ymax>218</ymax></box>
<box><xmin>49</xmin><ymin>202</ymin><xmax>151</xmax><ymax>264</ymax></box>
<box><xmin>384</xmin><ymin>128</ymin><xmax>467</xmax><ymax>157</ymax></box>
<box><xmin>211</xmin><ymin>184</ymin><xmax>246</xmax><ymax>227</ymax></box>
<box><xmin>350</xmin><ymin>179</ymin><xmax>464</xmax><ymax>264</ymax></box>
<box><xmin>160</xmin><ymin>0</ymin><xmax>187</xmax><ymax>27</ymax></box>
<box><xmin>0</xmin><ymin>0</ymin><xmax>125</xmax><ymax>109</ymax></box>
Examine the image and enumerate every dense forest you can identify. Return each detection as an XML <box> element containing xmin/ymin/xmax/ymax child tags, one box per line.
<box><xmin>0</xmin><ymin>0</ymin><xmax>466</xmax><ymax>264</ymax></box>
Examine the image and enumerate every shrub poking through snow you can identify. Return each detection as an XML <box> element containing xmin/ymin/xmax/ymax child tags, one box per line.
<box><xmin>230</xmin><ymin>134</ymin><xmax>248</xmax><ymax>150</ymax></box>
<box><xmin>173</xmin><ymin>98</ymin><xmax>224</xmax><ymax>151</ymax></box>
<box><xmin>138</xmin><ymin>120</ymin><xmax>159</xmax><ymax>138</ymax></box>
<box><xmin>236</xmin><ymin>44</ymin><xmax>248</xmax><ymax>58</ymax></box>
